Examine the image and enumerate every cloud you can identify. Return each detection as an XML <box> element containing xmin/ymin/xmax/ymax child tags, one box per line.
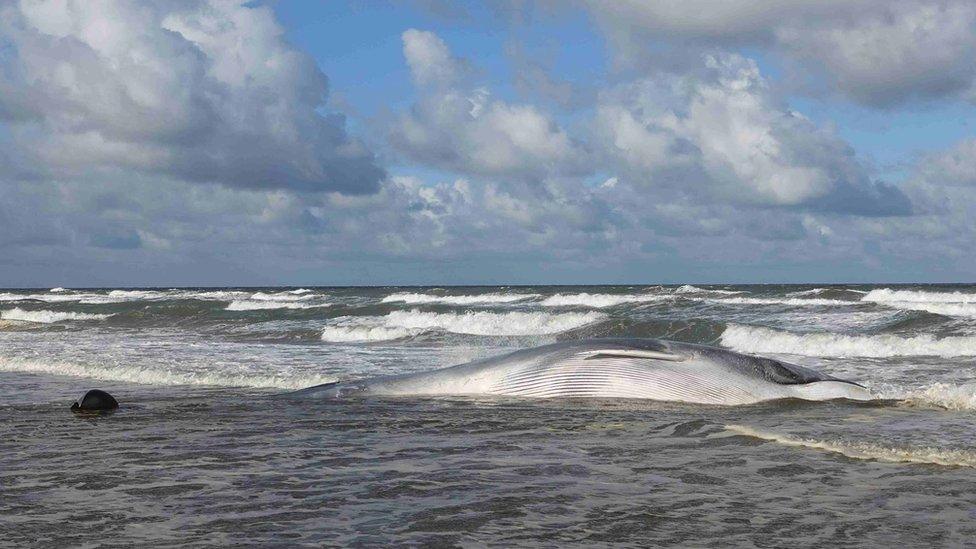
<box><xmin>585</xmin><ymin>0</ymin><xmax>976</xmax><ymax>107</ymax></box>
<box><xmin>594</xmin><ymin>53</ymin><xmax>910</xmax><ymax>214</ymax></box>
<box><xmin>1</xmin><ymin>3</ymin><xmax>971</xmax><ymax>285</ymax></box>
<box><xmin>401</xmin><ymin>28</ymin><xmax>470</xmax><ymax>87</ymax></box>
<box><xmin>917</xmin><ymin>138</ymin><xmax>976</xmax><ymax>188</ymax></box>
<box><xmin>0</xmin><ymin>0</ymin><xmax>384</xmax><ymax>193</ymax></box>
<box><xmin>390</xmin><ymin>29</ymin><xmax>592</xmax><ymax>180</ymax></box>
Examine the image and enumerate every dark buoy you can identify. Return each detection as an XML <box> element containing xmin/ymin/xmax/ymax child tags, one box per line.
<box><xmin>71</xmin><ymin>389</ymin><xmax>118</xmax><ymax>413</ymax></box>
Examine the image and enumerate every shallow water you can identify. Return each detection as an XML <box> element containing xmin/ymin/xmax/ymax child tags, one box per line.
<box><xmin>2</xmin><ymin>285</ymin><xmax>976</xmax><ymax>545</ymax></box>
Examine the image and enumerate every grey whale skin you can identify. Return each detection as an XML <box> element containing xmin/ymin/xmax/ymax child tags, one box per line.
<box><xmin>294</xmin><ymin>338</ymin><xmax>873</xmax><ymax>405</ymax></box>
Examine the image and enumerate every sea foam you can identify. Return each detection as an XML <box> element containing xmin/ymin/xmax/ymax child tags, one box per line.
<box><xmin>0</xmin><ymin>356</ymin><xmax>334</xmax><ymax>390</ymax></box>
<box><xmin>250</xmin><ymin>291</ymin><xmax>316</xmax><ymax>302</ymax></box>
<box><xmin>726</xmin><ymin>424</ymin><xmax>976</xmax><ymax>467</ymax></box>
<box><xmin>381</xmin><ymin>292</ymin><xmax>539</xmax><ymax>305</ymax></box>
<box><xmin>893</xmin><ymin>382</ymin><xmax>976</xmax><ymax>411</ymax></box>
<box><xmin>720</xmin><ymin>324</ymin><xmax>976</xmax><ymax>358</ymax></box>
<box><xmin>321</xmin><ymin>309</ymin><xmax>605</xmax><ymax>342</ymax></box>
<box><xmin>862</xmin><ymin>288</ymin><xmax>976</xmax><ymax>304</ymax></box>
<box><xmin>539</xmin><ymin>293</ymin><xmax>669</xmax><ymax>308</ymax></box>
<box><xmin>320</xmin><ymin>325</ymin><xmax>422</xmax><ymax>342</ymax></box>
<box><xmin>0</xmin><ymin>308</ymin><xmax>110</xmax><ymax>323</ymax></box>
<box><xmin>705</xmin><ymin>296</ymin><xmax>853</xmax><ymax>307</ymax></box>
<box><xmin>225</xmin><ymin>300</ymin><xmax>328</xmax><ymax>311</ymax></box>
<box><xmin>674</xmin><ymin>285</ymin><xmax>742</xmax><ymax>295</ymax></box>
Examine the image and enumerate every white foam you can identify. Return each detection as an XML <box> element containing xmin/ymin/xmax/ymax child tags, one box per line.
<box><xmin>674</xmin><ymin>284</ymin><xmax>741</xmax><ymax>295</ymax></box>
<box><xmin>706</xmin><ymin>297</ymin><xmax>852</xmax><ymax>307</ymax></box>
<box><xmin>225</xmin><ymin>300</ymin><xmax>328</xmax><ymax>311</ymax></box>
<box><xmin>0</xmin><ymin>356</ymin><xmax>334</xmax><ymax>390</ymax></box>
<box><xmin>721</xmin><ymin>324</ymin><xmax>976</xmax><ymax>358</ymax></box>
<box><xmin>0</xmin><ymin>308</ymin><xmax>110</xmax><ymax>323</ymax></box>
<box><xmin>893</xmin><ymin>382</ymin><xmax>976</xmax><ymax>411</ymax></box>
<box><xmin>540</xmin><ymin>293</ymin><xmax>669</xmax><ymax>308</ymax></box>
<box><xmin>788</xmin><ymin>288</ymin><xmax>868</xmax><ymax>297</ymax></box>
<box><xmin>290</xmin><ymin>288</ymin><xmax>314</xmax><ymax>295</ymax></box>
<box><xmin>0</xmin><ymin>292</ymin><xmax>100</xmax><ymax>303</ymax></box>
<box><xmin>188</xmin><ymin>290</ymin><xmax>250</xmax><ymax>300</ymax></box>
<box><xmin>381</xmin><ymin>292</ymin><xmax>539</xmax><ymax>305</ymax></box>
<box><xmin>863</xmin><ymin>288</ymin><xmax>976</xmax><ymax>304</ymax></box>
<box><xmin>726</xmin><ymin>424</ymin><xmax>976</xmax><ymax>468</ymax></box>
<box><xmin>250</xmin><ymin>291</ymin><xmax>315</xmax><ymax>302</ymax></box>
<box><xmin>321</xmin><ymin>325</ymin><xmax>422</xmax><ymax>342</ymax></box>
<box><xmin>321</xmin><ymin>309</ymin><xmax>604</xmax><ymax>341</ymax></box>
<box><xmin>868</xmin><ymin>301</ymin><xmax>976</xmax><ymax>318</ymax></box>
<box><xmin>107</xmin><ymin>289</ymin><xmax>170</xmax><ymax>300</ymax></box>
<box><xmin>49</xmin><ymin>287</ymin><xmax>68</xmax><ymax>293</ymax></box>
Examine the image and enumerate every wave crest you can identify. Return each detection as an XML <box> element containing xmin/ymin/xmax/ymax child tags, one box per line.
<box><xmin>0</xmin><ymin>308</ymin><xmax>110</xmax><ymax>323</ymax></box>
<box><xmin>726</xmin><ymin>424</ymin><xmax>976</xmax><ymax>467</ymax></box>
<box><xmin>0</xmin><ymin>356</ymin><xmax>333</xmax><ymax>390</ymax></box>
<box><xmin>321</xmin><ymin>309</ymin><xmax>605</xmax><ymax>342</ymax></box>
<box><xmin>321</xmin><ymin>325</ymin><xmax>422</xmax><ymax>342</ymax></box>
<box><xmin>225</xmin><ymin>300</ymin><xmax>329</xmax><ymax>311</ymax></box>
<box><xmin>894</xmin><ymin>382</ymin><xmax>976</xmax><ymax>411</ymax></box>
<box><xmin>540</xmin><ymin>293</ymin><xmax>668</xmax><ymax>308</ymax></box>
<box><xmin>720</xmin><ymin>324</ymin><xmax>976</xmax><ymax>357</ymax></box>
<box><xmin>707</xmin><ymin>297</ymin><xmax>852</xmax><ymax>307</ymax></box>
<box><xmin>863</xmin><ymin>288</ymin><xmax>976</xmax><ymax>304</ymax></box>
<box><xmin>381</xmin><ymin>292</ymin><xmax>538</xmax><ymax>305</ymax></box>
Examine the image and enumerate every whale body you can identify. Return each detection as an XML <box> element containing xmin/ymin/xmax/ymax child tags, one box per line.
<box><xmin>293</xmin><ymin>338</ymin><xmax>873</xmax><ymax>405</ymax></box>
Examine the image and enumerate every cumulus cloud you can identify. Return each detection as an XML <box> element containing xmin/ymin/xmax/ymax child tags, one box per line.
<box><xmin>401</xmin><ymin>29</ymin><xmax>470</xmax><ymax>87</ymax></box>
<box><xmin>391</xmin><ymin>28</ymin><xmax>592</xmax><ymax>180</ymax></box>
<box><xmin>594</xmin><ymin>53</ymin><xmax>910</xmax><ymax>214</ymax></box>
<box><xmin>0</xmin><ymin>0</ymin><xmax>384</xmax><ymax>193</ymax></box>
<box><xmin>2</xmin><ymin>2</ymin><xmax>972</xmax><ymax>285</ymax></box>
<box><xmin>585</xmin><ymin>0</ymin><xmax>976</xmax><ymax>107</ymax></box>
<box><xmin>917</xmin><ymin>139</ymin><xmax>976</xmax><ymax>187</ymax></box>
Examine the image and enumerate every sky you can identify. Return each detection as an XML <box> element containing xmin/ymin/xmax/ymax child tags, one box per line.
<box><xmin>1</xmin><ymin>0</ymin><xmax>975</xmax><ymax>287</ymax></box>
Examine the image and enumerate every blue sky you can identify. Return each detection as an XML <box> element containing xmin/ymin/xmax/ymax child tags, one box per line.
<box><xmin>1</xmin><ymin>1</ymin><xmax>976</xmax><ymax>286</ymax></box>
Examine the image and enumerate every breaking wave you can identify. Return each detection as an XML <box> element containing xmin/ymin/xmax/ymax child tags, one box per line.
<box><xmin>893</xmin><ymin>382</ymin><xmax>976</xmax><ymax>411</ymax></box>
<box><xmin>0</xmin><ymin>308</ymin><xmax>110</xmax><ymax>323</ymax></box>
<box><xmin>725</xmin><ymin>424</ymin><xmax>976</xmax><ymax>467</ymax></box>
<box><xmin>107</xmin><ymin>289</ymin><xmax>171</xmax><ymax>300</ymax></box>
<box><xmin>863</xmin><ymin>288</ymin><xmax>976</xmax><ymax>304</ymax></box>
<box><xmin>250</xmin><ymin>291</ymin><xmax>316</xmax><ymax>302</ymax></box>
<box><xmin>674</xmin><ymin>285</ymin><xmax>742</xmax><ymax>295</ymax></box>
<box><xmin>0</xmin><ymin>292</ymin><xmax>109</xmax><ymax>303</ymax></box>
<box><xmin>381</xmin><ymin>292</ymin><xmax>539</xmax><ymax>305</ymax></box>
<box><xmin>540</xmin><ymin>293</ymin><xmax>669</xmax><ymax>308</ymax></box>
<box><xmin>706</xmin><ymin>297</ymin><xmax>853</xmax><ymax>307</ymax></box>
<box><xmin>0</xmin><ymin>356</ymin><xmax>334</xmax><ymax>390</ymax></box>
<box><xmin>868</xmin><ymin>301</ymin><xmax>976</xmax><ymax>318</ymax></box>
<box><xmin>321</xmin><ymin>309</ymin><xmax>605</xmax><ymax>342</ymax></box>
<box><xmin>720</xmin><ymin>324</ymin><xmax>976</xmax><ymax>358</ymax></box>
<box><xmin>225</xmin><ymin>300</ymin><xmax>329</xmax><ymax>311</ymax></box>
<box><xmin>321</xmin><ymin>325</ymin><xmax>422</xmax><ymax>342</ymax></box>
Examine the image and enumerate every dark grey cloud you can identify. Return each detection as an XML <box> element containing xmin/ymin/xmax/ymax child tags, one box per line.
<box><xmin>0</xmin><ymin>0</ymin><xmax>383</xmax><ymax>193</ymax></box>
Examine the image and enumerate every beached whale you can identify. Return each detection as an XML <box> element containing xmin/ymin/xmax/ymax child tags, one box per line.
<box><xmin>293</xmin><ymin>338</ymin><xmax>873</xmax><ymax>405</ymax></box>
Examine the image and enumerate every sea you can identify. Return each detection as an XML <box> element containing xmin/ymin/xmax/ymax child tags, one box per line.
<box><xmin>2</xmin><ymin>284</ymin><xmax>975</xmax><ymax>546</ymax></box>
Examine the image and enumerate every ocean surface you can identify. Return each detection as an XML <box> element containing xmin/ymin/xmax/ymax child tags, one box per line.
<box><xmin>2</xmin><ymin>284</ymin><xmax>975</xmax><ymax>546</ymax></box>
